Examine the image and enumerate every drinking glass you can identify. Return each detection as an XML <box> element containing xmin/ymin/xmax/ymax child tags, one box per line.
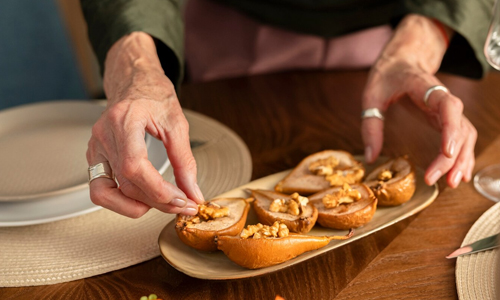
<box><xmin>474</xmin><ymin>0</ymin><xmax>500</xmax><ymax>202</ymax></box>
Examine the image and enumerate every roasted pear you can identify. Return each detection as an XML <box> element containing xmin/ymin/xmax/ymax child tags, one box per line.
<box><xmin>250</xmin><ymin>189</ymin><xmax>318</xmax><ymax>234</ymax></box>
<box><xmin>175</xmin><ymin>198</ymin><xmax>250</xmax><ymax>251</ymax></box>
<box><xmin>309</xmin><ymin>183</ymin><xmax>377</xmax><ymax>230</ymax></box>
<box><xmin>364</xmin><ymin>156</ymin><xmax>416</xmax><ymax>206</ymax></box>
<box><xmin>275</xmin><ymin>150</ymin><xmax>365</xmax><ymax>195</ymax></box>
<box><xmin>216</xmin><ymin>221</ymin><xmax>354</xmax><ymax>269</ymax></box>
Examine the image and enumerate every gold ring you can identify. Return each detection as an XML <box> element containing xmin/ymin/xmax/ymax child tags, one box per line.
<box><xmin>88</xmin><ymin>162</ymin><xmax>114</xmax><ymax>184</ymax></box>
<box><xmin>423</xmin><ymin>85</ymin><xmax>448</xmax><ymax>107</ymax></box>
<box><xmin>361</xmin><ymin>108</ymin><xmax>385</xmax><ymax>121</ymax></box>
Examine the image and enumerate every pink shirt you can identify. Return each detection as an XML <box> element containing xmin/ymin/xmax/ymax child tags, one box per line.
<box><xmin>184</xmin><ymin>0</ymin><xmax>394</xmax><ymax>82</ymax></box>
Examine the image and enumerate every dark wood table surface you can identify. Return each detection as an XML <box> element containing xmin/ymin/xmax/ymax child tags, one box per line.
<box><xmin>3</xmin><ymin>70</ymin><xmax>500</xmax><ymax>299</ymax></box>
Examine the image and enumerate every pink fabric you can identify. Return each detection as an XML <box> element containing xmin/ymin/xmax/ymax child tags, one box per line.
<box><xmin>184</xmin><ymin>0</ymin><xmax>393</xmax><ymax>82</ymax></box>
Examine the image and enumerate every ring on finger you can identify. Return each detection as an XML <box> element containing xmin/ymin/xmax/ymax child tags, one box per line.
<box><xmin>423</xmin><ymin>85</ymin><xmax>449</xmax><ymax>107</ymax></box>
<box><xmin>88</xmin><ymin>161</ymin><xmax>114</xmax><ymax>184</ymax></box>
<box><xmin>361</xmin><ymin>108</ymin><xmax>385</xmax><ymax>121</ymax></box>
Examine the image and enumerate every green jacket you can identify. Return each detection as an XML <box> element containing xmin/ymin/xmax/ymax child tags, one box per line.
<box><xmin>80</xmin><ymin>0</ymin><xmax>494</xmax><ymax>86</ymax></box>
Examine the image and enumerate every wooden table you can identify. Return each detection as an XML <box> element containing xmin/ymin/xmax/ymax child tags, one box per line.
<box><xmin>3</xmin><ymin>70</ymin><xmax>500</xmax><ymax>299</ymax></box>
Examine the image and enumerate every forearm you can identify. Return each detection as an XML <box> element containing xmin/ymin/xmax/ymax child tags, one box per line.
<box><xmin>379</xmin><ymin>14</ymin><xmax>454</xmax><ymax>74</ymax></box>
<box><xmin>104</xmin><ymin>32</ymin><xmax>171</xmax><ymax>105</ymax></box>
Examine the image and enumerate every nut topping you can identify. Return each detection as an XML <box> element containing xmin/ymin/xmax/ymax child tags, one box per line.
<box><xmin>240</xmin><ymin>221</ymin><xmax>289</xmax><ymax>239</ymax></box>
<box><xmin>183</xmin><ymin>202</ymin><xmax>229</xmax><ymax>227</ymax></box>
<box><xmin>309</xmin><ymin>156</ymin><xmax>339</xmax><ymax>175</ymax></box>
<box><xmin>325</xmin><ymin>168</ymin><xmax>364</xmax><ymax>186</ymax></box>
<box><xmin>322</xmin><ymin>183</ymin><xmax>362</xmax><ymax>209</ymax></box>
<box><xmin>309</xmin><ymin>156</ymin><xmax>363</xmax><ymax>186</ymax></box>
<box><xmin>269</xmin><ymin>192</ymin><xmax>309</xmax><ymax>216</ymax></box>
<box><xmin>377</xmin><ymin>169</ymin><xmax>394</xmax><ymax>182</ymax></box>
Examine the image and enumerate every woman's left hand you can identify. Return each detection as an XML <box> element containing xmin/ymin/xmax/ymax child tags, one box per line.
<box><xmin>361</xmin><ymin>14</ymin><xmax>477</xmax><ymax>188</ymax></box>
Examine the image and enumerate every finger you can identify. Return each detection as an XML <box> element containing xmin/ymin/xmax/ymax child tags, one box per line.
<box><xmin>118</xmin><ymin>178</ymin><xmax>199</xmax><ymax>214</ymax></box>
<box><xmin>449</xmin><ymin>119</ymin><xmax>476</xmax><ymax>185</ymax></box>
<box><xmin>361</xmin><ymin>79</ymin><xmax>387</xmax><ymax>164</ymax></box>
<box><xmin>461</xmin><ymin>118</ymin><xmax>477</xmax><ymax>182</ymax></box>
<box><xmin>361</xmin><ymin>117</ymin><xmax>384</xmax><ymax>164</ymax></box>
<box><xmin>87</xmin><ymin>147</ymin><xmax>152</xmax><ymax>218</ymax></box>
<box><xmin>162</xmin><ymin>112</ymin><xmax>204</xmax><ymax>204</ymax></box>
<box><xmin>89</xmin><ymin>178</ymin><xmax>151</xmax><ymax>218</ymax></box>
<box><xmin>424</xmin><ymin>153</ymin><xmax>456</xmax><ymax>186</ymax></box>
<box><xmin>435</xmin><ymin>94</ymin><xmax>464</xmax><ymax>159</ymax></box>
<box><xmin>465</xmin><ymin>156</ymin><xmax>475</xmax><ymax>182</ymax></box>
<box><xmin>446</xmin><ymin>147</ymin><xmax>468</xmax><ymax>188</ymax></box>
<box><xmin>111</xmin><ymin>117</ymin><xmax>192</xmax><ymax>207</ymax></box>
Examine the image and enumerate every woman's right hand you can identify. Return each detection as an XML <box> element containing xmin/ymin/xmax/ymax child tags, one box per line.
<box><xmin>86</xmin><ymin>32</ymin><xmax>204</xmax><ymax>218</ymax></box>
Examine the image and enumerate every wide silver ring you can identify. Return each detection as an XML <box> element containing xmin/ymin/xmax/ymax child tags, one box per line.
<box><xmin>423</xmin><ymin>85</ymin><xmax>448</xmax><ymax>107</ymax></box>
<box><xmin>88</xmin><ymin>162</ymin><xmax>114</xmax><ymax>184</ymax></box>
<box><xmin>361</xmin><ymin>108</ymin><xmax>385</xmax><ymax>121</ymax></box>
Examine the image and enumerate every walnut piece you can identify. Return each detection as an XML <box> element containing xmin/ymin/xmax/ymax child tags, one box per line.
<box><xmin>184</xmin><ymin>202</ymin><xmax>229</xmax><ymax>227</ymax></box>
<box><xmin>309</xmin><ymin>156</ymin><xmax>363</xmax><ymax>186</ymax></box>
<box><xmin>322</xmin><ymin>183</ymin><xmax>362</xmax><ymax>209</ymax></box>
<box><xmin>309</xmin><ymin>156</ymin><xmax>340</xmax><ymax>175</ymax></box>
<box><xmin>377</xmin><ymin>169</ymin><xmax>394</xmax><ymax>182</ymax></box>
<box><xmin>240</xmin><ymin>221</ymin><xmax>289</xmax><ymax>239</ymax></box>
<box><xmin>268</xmin><ymin>192</ymin><xmax>309</xmax><ymax>216</ymax></box>
<box><xmin>325</xmin><ymin>167</ymin><xmax>364</xmax><ymax>186</ymax></box>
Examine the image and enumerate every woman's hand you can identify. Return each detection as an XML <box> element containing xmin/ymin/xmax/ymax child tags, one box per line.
<box><xmin>86</xmin><ymin>32</ymin><xmax>204</xmax><ymax>218</ymax></box>
<box><xmin>362</xmin><ymin>14</ymin><xmax>477</xmax><ymax>188</ymax></box>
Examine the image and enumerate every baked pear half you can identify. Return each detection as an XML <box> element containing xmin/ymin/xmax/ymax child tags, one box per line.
<box><xmin>309</xmin><ymin>183</ymin><xmax>377</xmax><ymax>230</ymax></box>
<box><xmin>175</xmin><ymin>198</ymin><xmax>250</xmax><ymax>251</ymax></box>
<box><xmin>364</xmin><ymin>156</ymin><xmax>416</xmax><ymax>206</ymax></box>
<box><xmin>216</xmin><ymin>221</ymin><xmax>354</xmax><ymax>269</ymax></box>
<box><xmin>250</xmin><ymin>189</ymin><xmax>318</xmax><ymax>234</ymax></box>
<box><xmin>275</xmin><ymin>150</ymin><xmax>365</xmax><ymax>195</ymax></box>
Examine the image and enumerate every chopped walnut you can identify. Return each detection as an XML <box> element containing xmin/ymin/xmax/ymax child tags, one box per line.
<box><xmin>377</xmin><ymin>169</ymin><xmax>394</xmax><ymax>182</ymax></box>
<box><xmin>269</xmin><ymin>199</ymin><xmax>288</xmax><ymax>213</ymax></box>
<box><xmin>240</xmin><ymin>222</ymin><xmax>289</xmax><ymax>239</ymax></box>
<box><xmin>184</xmin><ymin>202</ymin><xmax>229</xmax><ymax>227</ymax></box>
<box><xmin>268</xmin><ymin>193</ymin><xmax>309</xmax><ymax>216</ymax></box>
<box><xmin>322</xmin><ymin>183</ymin><xmax>362</xmax><ymax>209</ymax></box>
<box><xmin>325</xmin><ymin>167</ymin><xmax>364</xmax><ymax>186</ymax></box>
<box><xmin>309</xmin><ymin>156</ymin><xmax>340</xmax><ymax>175</ymax></box>
<box><xmin>198</xmin><ymin>202</ymin><xmax>229</xmax><ymax>220</ymax></box>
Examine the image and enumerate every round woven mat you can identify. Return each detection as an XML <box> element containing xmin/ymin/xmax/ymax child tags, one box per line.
<box><xmin>456</xmin><ymin>201</ymin><xmax>500</xmax><ymax>300</ymax></box>
<box><xmin>0</xmin><ymin>109</ymin><xmax>252</xmax><ymax>287</ymax></box>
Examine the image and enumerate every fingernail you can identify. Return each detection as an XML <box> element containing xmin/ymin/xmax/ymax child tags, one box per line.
<box><xmin>182</xmin><ymin>206</ymin><xmax>198</xmax><ymax>215</ymax></box>
<box><xmin>427</xmin><ymin>170</ymin><xmax>442</xmax><ymax>185</ymax></box>
<box><xmin>193</xmin><ymin>183</ymin><xmax>205</xmax><ymax>203</ymax></box>
<box><xmin>365</xmin><ymin>147</ymin><xmax>372</xmax><ymax>163</ymax></box>
<box><xmin>170</xmin><ymin>198</ymin><xmax>187</xmax><ymax>208</ymax></box>
<box><xmin>447</xmin><ymin>140</ymin><xmax>456</xmax><ymax>157</ymax></box>
<box><xmin>452</xmin><ymin>170</ymin><xmax>463</xmax><ymax>187</ymax></box>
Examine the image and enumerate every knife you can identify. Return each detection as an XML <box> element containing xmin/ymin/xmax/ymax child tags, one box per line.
<box><xmin>446</xmin><ymin>233</ymin><xmax>499</xmax><ymax>259</ymax></box>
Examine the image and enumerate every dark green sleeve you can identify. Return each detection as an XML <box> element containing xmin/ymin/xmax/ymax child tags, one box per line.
<box><xmin>404</xmin><ymin>0</ymin><xmax>494</xmax><ymax>78</ymax></box>
<box><xmin>80</xmin><ymin>0</ymin><xmax>184</xmax><ymax>86</ymax></box>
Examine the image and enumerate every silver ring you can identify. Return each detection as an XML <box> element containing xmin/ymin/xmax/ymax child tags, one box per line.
<box><xmin>423</xmin><ymin>85</ymin><xmax>448</xmax><ymax>107</ymax></box>
<box><xmin>88</xmin><ymin>162</ymin><xmax>114</xmax><ymax>184</ymax></box>
<box><xmin>361</xmin><ymin>108</ymin><xmax>385</xmax><ymax>121</ymax></box>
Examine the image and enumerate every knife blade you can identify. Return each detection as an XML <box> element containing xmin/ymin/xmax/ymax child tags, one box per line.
<box><xmin>446</xmin><ymin>233</ymin><xmax>499</xmax><ymax>259</ymax></box>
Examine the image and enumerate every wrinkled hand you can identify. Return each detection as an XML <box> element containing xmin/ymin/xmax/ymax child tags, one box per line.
<box><xmin>361</xmin><ymin>15</ymin><xmax>477</xmax><ymax>188</ymax></box>
<box><xmin>86</xmin><ymin>32</ymin><xmax>204</xmax><ymax>218</ymax></box>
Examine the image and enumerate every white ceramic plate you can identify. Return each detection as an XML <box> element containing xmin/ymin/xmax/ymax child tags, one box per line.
<box><xmin>159</xmin><ymin>158</ymin><xmax>438</xmax><ymax>280</ymax></box>
<box><xmin>0</xmin><ymin>101</ymin><xmax>170</xmax><ymax>226</ymax></box>
<box><xmin>0</xmin><ymin>101</ymin><xmax>103</xmax><ymax>201</ymax></box>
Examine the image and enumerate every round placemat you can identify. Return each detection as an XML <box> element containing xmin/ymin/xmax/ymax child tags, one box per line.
<box><xmin>456</xmin><ymin>201</ymin><xmax>500</xmax><ymax>300</ymax></box>
<box><xmin>0</xmin><ymin>109</ymin><xmax>252</xmax><ymax>287</ymax></box>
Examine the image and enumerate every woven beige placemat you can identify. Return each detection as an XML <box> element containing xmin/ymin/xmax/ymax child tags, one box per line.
<box><xmin>456</xmin><ymin>201</ymin><xmax>500</xmax><ymax>300</ymax></box>
<box><xmin>0</xmin><ymin>109</ymin><xmax>252</xmax><ymax>287</ymax></box>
